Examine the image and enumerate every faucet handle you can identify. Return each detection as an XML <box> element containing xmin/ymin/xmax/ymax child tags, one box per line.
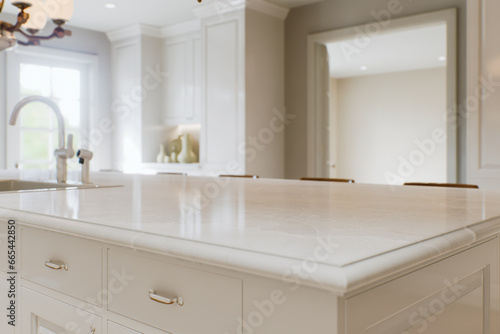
<box><xmin>54</xmin><ymin>134</ymin><xmax>75</xmax><ymax>159</ymax></box>
<box><xmin>66</xmin><ymin>134</ymin><xmax>75</xmax><ymax>158</ymax></box>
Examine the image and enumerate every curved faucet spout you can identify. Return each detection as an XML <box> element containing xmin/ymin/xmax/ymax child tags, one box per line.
<box><xmin>10</xmin><ymin>96</ymin><xmax>73</xmax><ymax>183</ymax></box>
<box><xmin>10</xmin><ymin>96</ymin><xmax>66</xmax><ymax>149</ymax></box>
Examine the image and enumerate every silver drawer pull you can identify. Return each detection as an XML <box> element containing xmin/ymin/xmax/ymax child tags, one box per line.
<box><xmin>45</xmin><ymin>259</ymin><xmax>68</xmax><ymax>271</ymax></box>
<box><xmin>149</xmin><ymin>289</ymin><xmax>184</xmax><ymax>306</ymax></box>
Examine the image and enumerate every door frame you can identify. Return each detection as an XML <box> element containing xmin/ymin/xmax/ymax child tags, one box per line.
<box><xmin>306</xmin><ymin>8</ymin><xmax>457</xmax><ymax>182</ymax></box>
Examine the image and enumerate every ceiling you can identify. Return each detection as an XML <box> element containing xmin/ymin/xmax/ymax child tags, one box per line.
<box><xmin>326</xmin><ymin>23</ymin><xmax>447</xmax><ymax>78</ymax></box>
<box><xmin>2</xmin><ymin>0</ymin><xmax>322</xmax><ymax>32</ymax></box>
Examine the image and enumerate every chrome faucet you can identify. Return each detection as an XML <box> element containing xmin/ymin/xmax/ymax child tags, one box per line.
<box><xmin>10</xmin><ymin>96</ymin><xmax>75</xmax><ymax>183</ymax></box>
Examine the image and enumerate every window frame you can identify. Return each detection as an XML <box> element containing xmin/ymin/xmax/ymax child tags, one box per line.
<box><xmin>6</xmin><ymin>47</ymin><xmax>99</xmax><ymax>171</ymax></box>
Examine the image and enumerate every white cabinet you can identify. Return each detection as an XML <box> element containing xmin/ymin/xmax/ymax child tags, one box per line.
<box><xmin>108</xmin><ymin>29</ymin><xmax>164</xmax><ymax>170</ymax></box>
<box><xmin>108</xmin><ymin>3</ymin><xmax>288</xmax><ymax>178</ymax></box>
<box><xmin>202</xmin><ymin>13</ymin><xmax>245</xmax><ymax>172</ymax></box>
<box><xmin>467</xmin><ymin>0</ymin><xmax>500</xmax><ymax>188</ymax></box>
<box><xmin>197</xmin><ymin>6</ymin><xmax>287</xmax><ymax>177</ymax></box>
<box><xmin>10</xmin><ymin>222</ymin><xmax>500</xmax><ymax>334</ymax></box>
<box><xmin>345</xmin><ymin>239</ymin><xmax>499</xmax><ymax>334</ymax></box>
<box><xmin>163</xmin><ymin>33</ymin><xmax>202</xmax><ymax>124</ymax></box>
<box><xmin>21</xmin><ymin>287</ymin><xmax>102</xmax><ymax>334</ymax></box>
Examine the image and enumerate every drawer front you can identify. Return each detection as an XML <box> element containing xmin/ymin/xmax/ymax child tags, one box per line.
<box><xmin>108</xmin><ymin>322</ymin><xmax>142</xmax><ymax>334</ymax></box>
<box><xmin>108</xmin><ymin>249</ymin><xmax>242</xmax><ymax>334</ymax></box>
<box><xmin>21</xmin><ymin>228</ymin><xmax>102</xmax><ymax>304</ymax></box>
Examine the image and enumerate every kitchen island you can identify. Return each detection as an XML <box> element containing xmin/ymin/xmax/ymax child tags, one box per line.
<box><xmin>1</xmin><ymin>172</ymin><xmax>500</xmax><ymax>333</ymax></box>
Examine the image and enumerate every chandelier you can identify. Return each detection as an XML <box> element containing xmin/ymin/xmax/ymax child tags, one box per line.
<box><xmin>0</xmin><ymin>0</ymin><xmax>73</xmax><ymax>52</ymax></box>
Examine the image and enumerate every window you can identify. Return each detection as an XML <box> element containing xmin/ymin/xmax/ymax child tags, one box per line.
<box><xmin>18</xmin><ymin>63</ymin><xmax>84</xmax><ymax>170</ymax></box>
<box><xmin>6</xmin><ymin>48</ymin><xmax>97</xmax><ymax>173</ymax></box>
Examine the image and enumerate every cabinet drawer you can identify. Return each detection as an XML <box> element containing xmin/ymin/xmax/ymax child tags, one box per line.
<box><xmin>108</xmin><ymin>321</ymin><xmax>169</xmax><ymax>334</ymax></box>
<box><xmin>108</xmin><ymin>249</ymin><xmax>242</xmax><ymax>334</ymax></box>
<box><xmin>21</xmin><ymin>228</ymin><xmax>102</xmax><ymax>304</ymax></box>
<box><xmin>108</xmin><ymin>322</ymin><xmax>142</xmax><ymax>334</ymax></box>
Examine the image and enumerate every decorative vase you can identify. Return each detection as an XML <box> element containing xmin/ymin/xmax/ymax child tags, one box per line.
<box><xmin>169</xmin><ymin>136</ymin><xmax>182</xmax><ymax>155</ymax></box>
<box><xmin>170</xmin><ymin>152</ymin><xmax>178</xmax><ymax>163</ymax></box>
<box><xmin>156</xmin><ymin>144</ymin><xmax>166</xmax><ymax>163</ymax></box>
<box><xmin>177</xmin><ymin>134</ymin><xmax>197</xmax><ymax>164</ymax></box>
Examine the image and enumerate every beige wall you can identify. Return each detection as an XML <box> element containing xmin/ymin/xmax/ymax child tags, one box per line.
<box><xmin>245</xmin><ymin>8</ymin><xmax>286</xmax><ymax>178</ymax></box>
<box><xmin>285</xmin><ymin>0</ymin><xmax>467</xmax><ymax>180</ymax></box>
<box><xmin>334</xmin><ymin>67</ymin><xmax>447</xmax><ymax>184</ymax></box>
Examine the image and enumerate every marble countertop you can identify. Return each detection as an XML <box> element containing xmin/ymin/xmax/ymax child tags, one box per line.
<box><xmin>1</xmin><ymin>171</ymin><xmax>500</xmax><ymax>294</ymax></box>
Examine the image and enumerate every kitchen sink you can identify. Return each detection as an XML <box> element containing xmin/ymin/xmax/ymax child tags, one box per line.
<box><xmin>0</xmin><ymin>180</ymin><xmax>110</xmax><ymax>193</ymax></box>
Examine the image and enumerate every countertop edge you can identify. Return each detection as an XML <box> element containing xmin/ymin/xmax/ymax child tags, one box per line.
<box><xmin>3</xmin><ymin>207</ymin><xmax>499</xmax><ymax>296</ymax></box>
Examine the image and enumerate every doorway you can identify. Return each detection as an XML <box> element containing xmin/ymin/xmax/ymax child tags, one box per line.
<box><xmin>307</xmin><ymin>9</ymin><xmax>457</xmax><ymax>185</ymax></box>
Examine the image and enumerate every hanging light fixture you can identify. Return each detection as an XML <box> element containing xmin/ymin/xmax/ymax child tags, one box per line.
<box><xmin>0</xmin><ymin>0</ymin><xmax>73</xmax><ymax>52</ymax></box>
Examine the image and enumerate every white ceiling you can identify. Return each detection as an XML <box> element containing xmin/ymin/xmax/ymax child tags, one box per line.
<box><xmin>2</xmin><ymin>0</ymin><xmax>321</xmax><ymax>32</ymax></box>
<box><xmin>326</xmin><ymin>24</ymin><xmax>447</xmax><ymax>79</ymax></box>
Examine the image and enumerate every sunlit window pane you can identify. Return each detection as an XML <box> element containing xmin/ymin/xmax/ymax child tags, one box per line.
<box><xmin>21</xmin><ymin>163</ymin><xmax>51</xmax><ymax>170</ymax></box>
<box><xmin>20</xmin><ymin>102</ymin><xmax>53</xmax><ymax>129</ymax></box>
<box><xmin>20</xmin><ymin>64</ymin><xmax>51</xmax><ymax>96</ymax></box>
<box><xmin>51</xmin><ymin>130</ymin><xmax>79</xmax><ymax>151</ymax></box>
<box><xmin>18</xmin><ymin>62</ymin><xmax>84</xmax><ymax>172</ymax></box>
<box><xmin>21</xmin><ymin>131</ymin><xmax>50</xmax><ymax>161</ymax></box>
<box><xmin>52</xmin><ymin>67</ymin><xmax>80</xmax><ymax>99</ymax></box>
<box><xmin>59</xmin><ymin>99</ymin><xmax>81</xmax><ymax>128</ymax></box>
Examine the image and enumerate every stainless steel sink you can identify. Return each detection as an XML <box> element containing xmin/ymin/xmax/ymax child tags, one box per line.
<box><xmin>0</xmin><ymin>180</ymin><xmax>110</xmax><ymax>193</ymax></box>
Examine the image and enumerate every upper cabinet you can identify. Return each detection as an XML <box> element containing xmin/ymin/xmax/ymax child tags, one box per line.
<box><xmin>108</xmin><ymin>30</ymin><xmax>163</xmax><ymax>172</ymax></box>
<box><xmin>108</xmin><ymin>0</ymin><xmax>288</xmax><ymax>178</ymax></box>
<box><xmin>163</xmin><ymin>31</ymin><xmax>202</xmax><ymax>124</ymax></box>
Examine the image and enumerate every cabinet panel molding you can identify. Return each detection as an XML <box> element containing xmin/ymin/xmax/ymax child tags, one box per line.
<box><xmin>467</xmin><ymin>0</ymin><xmax>500</xmax><ymax>187</ymax></box>
<box><xmin>204</xmin><ymin>19</ymin><xmax>241</xmax><ymax>167</ymax></box>
<box><xmin>21</xmin><ymin>287</ymin><xmax>102</xmax><ymax>334</ymax></box>
<box><xmin>345</xmin><ymin>239</ymin><xmax>498</xmax><ymax>334</ymax></box>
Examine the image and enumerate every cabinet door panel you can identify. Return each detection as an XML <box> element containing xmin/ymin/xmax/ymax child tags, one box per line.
<box><xmin>164</xmin><ymin>41</ymin><xmax>187</xmax><ymax>121</ymax></box>
<box><xmin>345</xmin><ymin>239</ymin><xmax>498</xmax><ymax>334</ymax></box>
<box><xmin>21</xmin><ymin>287</ymin><xmax>102</xmax><ymax>334</ymax></box>
<box><xmin>205</xmin><ymin>20</ymin><xmax>239</xmax><ymax>166</ymax></box>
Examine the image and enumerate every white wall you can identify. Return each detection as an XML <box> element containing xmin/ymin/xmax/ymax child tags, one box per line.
<box><xmin>0</xmin><ymin>14</ymin><xmax>112</xmax><ymax>171</ymax></box>
<box><xmin>334</xmin><ymin>67</ymin><xmax>447</xmax><ymax>184</ymax></box>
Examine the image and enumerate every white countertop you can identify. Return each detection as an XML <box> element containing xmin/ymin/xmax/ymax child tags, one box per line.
<box><xmin>2</xmin><ymin>171</ymin><xmax>500</xmax><ymax>294</ymax></box>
